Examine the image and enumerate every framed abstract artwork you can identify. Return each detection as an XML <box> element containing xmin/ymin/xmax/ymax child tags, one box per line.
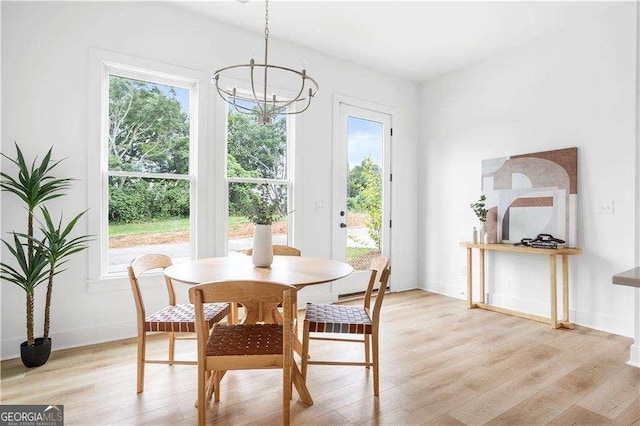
<box><xmin>481</xmin><ymin>147</ymin><xmax>578</xmax><ymax>247</ymax></box>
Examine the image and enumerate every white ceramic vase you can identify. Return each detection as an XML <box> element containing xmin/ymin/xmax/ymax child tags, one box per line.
<box><xmin>252</xmin><ymin>224</ymin><xmax>273</xmax><ymax>267</ymax></box>
<box><xmin>479</xmin><ymin>222</ymin><xmax>487</xmax><ymax>243</ymax></box>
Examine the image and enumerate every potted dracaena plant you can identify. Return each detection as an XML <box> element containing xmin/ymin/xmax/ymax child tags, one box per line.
<box><xmin>0</xmin><ymin>143</ymin><xmax>90</xmax><ymax>368</ymax></box>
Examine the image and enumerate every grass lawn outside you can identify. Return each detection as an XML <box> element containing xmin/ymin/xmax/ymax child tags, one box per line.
<box><xmin>109</xmin><ymin>217</ymin><xmax>190</xmax><ymax>237</ymax></box>
<box><xmin>347</xmin><ymin>247</ymin><xmax>381</xmax><ymax>270</ymax></box>
<box><xmin>109</xmin><ymin>216</ymin><xmax>253</xmax><ymax>237</ymax></box>
<box><xmin>347</xmin><ymin>247</ymin><xmax>374</xmax><ymax>263</ymax></box>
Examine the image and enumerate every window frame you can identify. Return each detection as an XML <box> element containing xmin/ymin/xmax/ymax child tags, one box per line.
<box><xmin>88</xmin><ymin>49</ymin><xmax>213</xmax><ymax>283</ymax></box>
<box><xmin>223</xmin><ymin>95</ymin><xmax>296</xmax><ymax>254</ymax></box>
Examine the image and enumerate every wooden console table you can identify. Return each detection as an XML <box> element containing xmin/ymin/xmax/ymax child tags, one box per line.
<box><xmin>460</xmin><ymin>242</ymin><xmax>583</xmax><ymax>329</ymax></box>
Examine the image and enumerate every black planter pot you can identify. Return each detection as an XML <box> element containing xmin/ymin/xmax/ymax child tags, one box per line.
<box><xmin>20</xmin><ymin>337</ymin><xmax>52</xmax><ymax>368</ymax></box>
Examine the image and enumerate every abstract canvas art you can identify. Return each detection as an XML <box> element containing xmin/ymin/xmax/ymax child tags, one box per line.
<box><xmin>481</xmin><ymin>147</ymin><xmax>577</xmax><ymax>247</ymax></box>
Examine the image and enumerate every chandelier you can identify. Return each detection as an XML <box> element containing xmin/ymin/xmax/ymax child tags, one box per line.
<box><xmin>212</xmin><ymin>0</ymin><xmax>319</xmax><ymax>125</ymax></box>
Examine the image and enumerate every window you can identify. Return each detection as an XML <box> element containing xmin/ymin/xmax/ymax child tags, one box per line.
<box><xmin>226</xmin><ymin>99</ymin><xmax>293</xmax><ymax>255</ymax></box>
<box><xmin>87</xmin><ymin>49</ymin><xmax>205</xmax><ymax>279</ymax></box>
<box><xmin>105</xmin><ymin>73</ymin><xmax>193</xmax><ymax>275</ymax></box>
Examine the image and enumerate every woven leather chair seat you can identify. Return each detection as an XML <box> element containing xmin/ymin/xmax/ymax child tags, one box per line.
<box><xmin>305</xmin><ymin>303</ymin><xmax>372</xmax><ymax>334</ymax></box>
<box><xmin>144</xmin><ymin>302</ymin><xmax>230</xmax><ymax>333</ymax></box>
<box><xmin>206</xmin><ymin>324</ymin><xmax>283</xmax><ymax>356</ymax></box>
<box><xmin>301</xmin><ymin>260</ymin><xmax>389</xmax><ymax>397</ymax></box>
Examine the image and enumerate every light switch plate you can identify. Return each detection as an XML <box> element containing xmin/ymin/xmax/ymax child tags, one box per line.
<box><xmin>596</xmin><ymin>200</ymin><xmax>615</xmax><ymax>214</ymax></box>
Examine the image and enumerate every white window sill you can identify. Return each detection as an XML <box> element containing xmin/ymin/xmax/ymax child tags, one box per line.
<box><xmin>87</xmin><ymin>272</ymin><xmax>164</xmax><ymax>294</ymax></box>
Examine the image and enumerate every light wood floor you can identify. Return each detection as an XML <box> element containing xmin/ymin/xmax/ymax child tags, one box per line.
<box><xmin>1</xmin><ymin>290</ymin><xmax>638</xmax><ymax>425</ymax></box>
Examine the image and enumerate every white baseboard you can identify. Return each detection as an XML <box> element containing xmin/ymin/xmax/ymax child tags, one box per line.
<box><xmin>422</xmin><ymin>281</ymin><xmax>635</xmax><ymax>339</ymax></box>
<box><xmin>423</xmin><ymin>280</ymin><xmax>466</xmax><ymax>300</ymax></box>
<box><xmin>4</xmin><ymin>285</ymin><xmax>634</xmax><ymax>361</ymax></box>
<box><xmin>626</xmin><ymin>344</ymin><xmax>640</xmax><ymax>368</ymax></box>
<box><xmin>392</xmin><ymin>286</ymin><xmax>421</xmax><ymax>293</ymax></box>
<box><xmin>1</xmin><ymin>320</ymin><xmax>137</xmax><ymax>361</ymax></box>
<box><xmin>572</xmin><ymin>309</ymin><xmax>634</xmax><ymax>338</ymax></box>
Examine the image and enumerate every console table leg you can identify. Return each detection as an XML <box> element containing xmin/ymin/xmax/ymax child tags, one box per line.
<box><xmin>550</xmin><ymin>255</ymin><xmax>559</xmax><ymax>328</ymax></box>
<box><xmin>560</xmin><ymin>255</ymin><xmax>574</xmax><ymax>329</ymax></box>
<box><xmin>479</xmin><ymin>248</ymin><xmax>485</xmax><ymax>304</ymax></box>
<box><xmin>563</xmin><ymin>255</ymin><xmax>569</xmax><ymax>322</ymax></box>
<box><xmin>466</xmin><ymin>248</ymin><xmax>473</xmax><ymax>308</ymax></box>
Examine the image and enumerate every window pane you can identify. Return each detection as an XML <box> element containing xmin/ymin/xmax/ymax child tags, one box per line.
<box><xmin>347</xmin><ymin>116</ymin><xmax>383</xmax><ymax>270</ymax></box>
<box><xmin>107</xmin><ymin>176</ymin><xmax>190</xmax><ymax>273</ymax></box>
<box><xmin>108</xmin><ymin>75</ymin><xmax>190</xmax><ymax>174</ymax></box>
<box><xmin>227</xmin><ymin>182</ymin><xmax>288</xmax><ymax>256</ymax></box>
<box><xmin>227</xmin><ymin>99</ymin><xmax>287</xmax><ymax>180</ymax></box>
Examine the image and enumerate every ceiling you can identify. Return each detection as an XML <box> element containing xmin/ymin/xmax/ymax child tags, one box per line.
<box><xmin>171</xmin><ymin>1</ymin><xmax>615</xmax><ymax>82</ymax></box>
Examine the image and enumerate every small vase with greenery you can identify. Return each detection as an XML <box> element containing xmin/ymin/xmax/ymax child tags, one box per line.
<box><xmin>247</xmin><ymin>185</ymin><xmax>282</xmax><ymax>267</ymax></box>
<box><xmin>0</xmin><ymin>143</ymin><xmax>90</xmax><ymax>367</ymax></box>
<box><xmin>246</xmin><ymin>184</ymin><xmax>282</xmax><ymax>226</ymax></box>
<box><xmin>470</xmin><ymin>194</ymin><xmax>488</xmax><ymax>242</ymax></box>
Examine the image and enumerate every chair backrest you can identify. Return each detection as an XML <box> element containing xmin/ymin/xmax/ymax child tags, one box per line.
<box><xmin>189</xmin><ymin>280</ymin><xmax>297</xmax><ymax>356</ymax></box>
<box><xmin>370</xmin><ymin>267</ymin><xmax>391</xmax><ymax>330</ymax></box>
<box><xmin>127</xmin><ymin>254</ymin><xmax>175</xmax><ymax>328</ymax></box>
<box><xmin>363</xmin><ymin>256</ymin><xmax>389</xmax><ymax>310</ymax></box>
<box><xmin>246</xmin><ymin>245</ymin><xmax>301</xmax><ymax>256</ymax></box>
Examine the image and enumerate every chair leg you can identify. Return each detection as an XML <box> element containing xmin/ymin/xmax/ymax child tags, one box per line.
<box><xmin>205</xmin><ymin>371</ymin><xmax>215</xmax><ymax>402</ymax></box>
<box><xmin>283</xmin><ymin>352</ymin><xmax>291</xmax><ymax>425</ymax></box>
<box><xmin>301</xmin><ymin>320</ymin><xmax>310</xmax><ymax>379</ymax></box>
<box><xmin>169</xmin><ymin>331</ymin><xmax>176</xmax><ymax>365</ymax></box>
<box><xmin>214</xmin><ymin>371</ymin><xmax>221</xmax><ymax>402</ymax></box>
<box><xmin>364</xmin><ymin>334</ymin><xmax>371</xmax><ymax>370</ymax></box>
<box><xmin>136</xmin><ymin>332</ymin><xmax>146</xmax><ymax>393</ymax></box>
<box><xmin>197</xmin><ymin>367</ymin><xmax>206</xmax><ymax>426</ymax></box>
<box><xmin>372</xmin><ymin>331</ymin><xmax>380</xmax><ymax>397</ymax></box>
<box><xmin>293</xmin><ymin>302</ymin><xmax>299</xmax><ymax>338</ymax></box>
<box><xmin>289</xmin><ymin>361</ymin><xmax>293</xmax><ymax>401</ymax></box>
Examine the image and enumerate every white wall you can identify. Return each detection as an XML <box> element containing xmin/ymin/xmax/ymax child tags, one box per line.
<box><xmin>419</xmin><ymin>4</ymin><xmax>638</xmax><ymax>337</ymax></box>
<box><xmin>1</xmin><ymin>2</ymin><xmax>419</xmax><ymax>359</ymax></box>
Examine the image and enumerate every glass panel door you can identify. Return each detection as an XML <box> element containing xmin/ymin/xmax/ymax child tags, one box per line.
<box><xmin>332</xmin><ymin>103</ymin><xmax>391</xmax><ymax>296</ymax></box>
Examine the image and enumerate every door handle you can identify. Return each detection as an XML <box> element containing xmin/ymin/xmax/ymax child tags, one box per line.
<box><xmin>340</xmin><ymin>223</ymin><xmax>347</xmax><ymax>228</ymax></box>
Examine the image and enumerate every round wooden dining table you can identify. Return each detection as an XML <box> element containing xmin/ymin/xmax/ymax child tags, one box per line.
<box><xmin>164</xmin><ymin>255</ymin><xmax>353</xmax><ymax>407</ymax></box>
<box><xmin>165</xmin><ymin>254</ymin><xmax>353</xmax><ymax>327</ymax></box>
<box><xmin>164</xmin><ymin>255</ymin><xmax>353</xmax><ymax>289</ymax></box>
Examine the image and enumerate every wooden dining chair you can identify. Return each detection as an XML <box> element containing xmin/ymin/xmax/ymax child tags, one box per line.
<box><xmin>244</xmin><ymin>245</ymin><xmax>302</xmax><ymax>323</ymax></box>
<box><xmin>246</xmin><ymin>244</ymin><xmax>302</xmax><ymax>256</ymax></box>
<box><xmin>127</xmin><ymin>254</ymin><xmax>230</xmax><ymax>394</ymax></box>
<box><xmin>189</xmin><ymin>280</ymin><xmax>299</xmax><ymax>426</ymax></box>
<box><xmin>301</xmin><ymin>256</ymin><xmax>390</xmax><ymax>396</ymax></box>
